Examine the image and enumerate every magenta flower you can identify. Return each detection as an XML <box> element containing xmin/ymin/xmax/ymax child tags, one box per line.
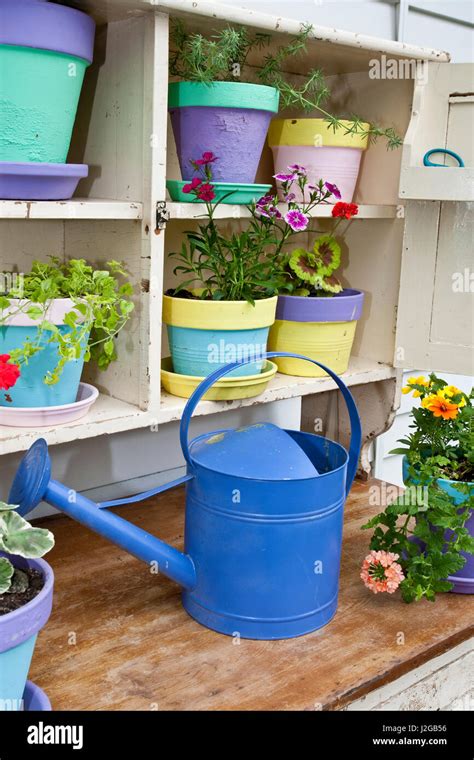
<box><xmin>288</xmin><ymin>164</ymin><xmax>307</xmax><ymax>175</ymax></box>
<box><xmin>197</xmin><ymin>183</ymin><xmax>216</xmax><ymax>202</ymax></box>
<box><xmin>324</xmin><ymin>181</ymin><xmax>341</xmax><ymax>199</ymax></box>
<box><xmin>274</xmin><ymin>172</ymin><xmax>298</xmax><ymax>183</ymax></box>
<box><xmin>182</xmin><ymin>177</ymin><xmax>202</xmax><ymax>194</ymax></box>
<box><xmin>284</xmin><ymin>192</ymin><xmax>296</xmax><ymax>202</ymax></box>
<box><xmin>256</xmin><ymin>194</ymin><xmax>276</xmax><ymax>207</ymax></box>
<box><xmin>257</xmin><ymin>204</ymin><xmax>282</xmax><ymax>219</ymax></box>
<box><xmin>195</xmin><ymin>152</ymin><xmax>218</xmax><ymax>166</ymax></box>
<box><xmin>285</xmin><ymin>209</ymin><xmax>308</xmax><ymax>231</ymax></box>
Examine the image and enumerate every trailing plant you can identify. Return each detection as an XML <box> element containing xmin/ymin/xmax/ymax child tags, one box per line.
<box><xmin>170</xmin><ymin>20</ymin><xmax>402</xmax><ymax>149</ymax></box>
<box><xmin>169</xmin><ymin>154</ymin><xmax>338</xmax><ymax>303</ymax></box>
<box><xmin>0</xmin><ymin>501</ymin><xmax>54</xmax><ymax>596</ymax></box>
<box><xmin>361</xmin><ymin>375</ymin><xmax>474</xmax><ymax>603</ymax></box>
<box><xmin>0</xmin><ymin>258</ymin><xmax>134</xmax><ymax>389</ymax></box>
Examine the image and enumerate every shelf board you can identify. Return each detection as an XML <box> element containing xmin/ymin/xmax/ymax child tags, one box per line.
<box><xmin>1</xmin><ymin>358</ymin><xmax>397</xmax><ymax>453</ymax></box>
<box><xmin>158</xmin><ymin>356</ymin><xmax>398</xmax><ymax>424</ymax></box>
<box><xmin>0</xmin><ymin>199</ymin><xmax>143</xmax><ymax>220</ymax></box>
<box><xmin>0</xmin><ymin>394</ymin><xmax>149</xmax><ymax>455</ymax></box>
<box><xmin>167</xmin><ymin>202</ymin><xmax>399</xmax><ymax>221</ymax></box>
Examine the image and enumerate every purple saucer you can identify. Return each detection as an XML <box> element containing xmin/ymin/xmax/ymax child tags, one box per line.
<box><xmin>0</xmin><ymin>162</ymin><xmax>88</xmax><ymax>200</ymax></box>
<box><xmin>23</xmin><ymin>680</ymin><xmax>52</xmax><ymax>711</ymax></box>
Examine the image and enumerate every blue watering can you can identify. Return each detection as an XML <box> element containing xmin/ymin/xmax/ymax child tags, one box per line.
<box><xmin>9</xmin><ymin>352</ymin><xmax>361</xmax><ymax>640</ymax></box>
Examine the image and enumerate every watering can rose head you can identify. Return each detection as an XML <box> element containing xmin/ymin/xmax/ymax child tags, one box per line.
<box><xmin>0</xmin><ymin>501</ymin><xmax>54</xmax><ymax>596</ymax></box>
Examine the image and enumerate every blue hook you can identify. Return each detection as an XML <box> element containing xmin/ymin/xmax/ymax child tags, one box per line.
<box><xmin>423</xmin><ymin>148</ymin><xmax>465</xmax><ymax>168</ymax></box>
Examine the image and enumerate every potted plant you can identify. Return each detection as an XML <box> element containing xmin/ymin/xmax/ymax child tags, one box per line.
<box><xmin>169</xmin><ymin>22</ymin><xmax>401</xmax><ymax>190</ymax></box>
<box><xmin>268</xmin><ymin>186</ymin><xmax>363</xmax><ymax>377</ymax></box>
<box><xmin>164</xmin><ymin>153</ymin><xmax>338</xmax><ymax>380</ymax></box>
<box><xmin>0</xmin><ymin>501</ymin><xmax>54</xmax><ymax>710</ymax></box>
<box><xmin>361</xmin><ymin>375</ymin><xmax>474</xmax><ymax>602</ymax></box>
<box><xmin>0</xmin><ymin>258</ymin><xmax>134</xmax><ymax>408</ymax></box>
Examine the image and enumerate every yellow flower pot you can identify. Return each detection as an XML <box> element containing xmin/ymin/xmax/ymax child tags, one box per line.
<box><xmin>162</xmin><ymin>295</ymin><xmax>277</xmax><ymax>378</ymax></box>
<box><xmin>268</xmin><ymin>291</ymin><xmax>364</xmax><ymax>377</ymax></box>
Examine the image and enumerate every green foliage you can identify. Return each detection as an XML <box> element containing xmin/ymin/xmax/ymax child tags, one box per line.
<box><xmin>170</xmin><ymin>163</ymin><xmax>333</xmax><ymax>303</ymax></box>
<box><xmin>0</xmin><ymin>501</ymin><xmax>54</xmax><ymax>594</ymax></box>
<box><xmin>363</xmin><ymin>374</ymin><xmax>474</xmax><ymax>603</ymax></box>
<box><xmin>287</xmin><ymin>236</ymin><xmax>343</xmax><ymax>295</ymax></box>
<box><xmin>170</xmin><ymin>20</ymin><xmax>401</xmax><ymax>149</ymax></box>
<box><xmin>0</xmin><ymin>258</ymin><xmax>135</xmax><ymax>385</ymax></box>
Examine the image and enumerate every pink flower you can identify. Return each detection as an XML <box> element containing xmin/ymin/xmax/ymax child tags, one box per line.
<box><xmin>257</xmin><ymin>205</ymin><xmax>282</xmax><ymax>219</ymax></box>
<box><xmin>182</xmin><ymin>177</ymin><xmax>202</xmax><ymax>194</ymax></box>
<box><xmin>288</xmin><ymin>164</ymin><xmax>307</xmax><ymax>175</ymax></box>
<box><xmin>284</xmin><ymin>209</ymin><xmax>308</xmax><ymax>231</ymax></box>
<box><xmin>256</xmin><ymin>194</ymin><xmax>276</xmax><ymax>207</ymax></box>
<box><xmin>360</xmin><ymin>550</ymin><xmax>405</xmax><ymax>594</ymax></box>
<box><xmin>195</xmin><ymin>152</ymin><xmax>218</xmax><ymax>165</ymax></box>
<box><xmin>274</xmin><ymin>172</ymin><xmax>298</xmax><ymax>183</ymax></box>
<box><xmin>197</xmin><ymin>183</ymin><xmax>215</xmax><ymax>202</ymax></box>
<box><xmin>324</xmin><ymin>181</ymin><xmax>341</xmax><ymax>199</ymax></box>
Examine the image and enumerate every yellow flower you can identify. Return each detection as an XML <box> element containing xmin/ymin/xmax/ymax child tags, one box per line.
<box><xmin>402</xmin><ymin>375</ymin><xmax>430</xmax><ymax>397</ymax></box>
<box><xmin>441</xmin><ymin>385</ymin><xmax>467</xmax><ymax>407</ymax></box>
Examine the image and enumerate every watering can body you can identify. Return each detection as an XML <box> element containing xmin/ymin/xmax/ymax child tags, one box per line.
<box><xmin>183</xmin><ymin>429</ymin><xmax>349</xmax><ymax>638</ymax></box>
<box><xmin>10</xmin><ymin>352</ymin><xmax>361</xmax><ymax>640</ymax></box>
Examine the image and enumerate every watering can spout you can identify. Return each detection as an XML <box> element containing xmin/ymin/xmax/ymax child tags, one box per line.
<box><xmin>9</xmin><ymin>440</ymin><xmax>197</xmax><ymax>591</ymax></box>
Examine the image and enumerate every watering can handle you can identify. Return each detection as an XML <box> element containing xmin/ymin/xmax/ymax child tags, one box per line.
<box><xmin>180</xmin><ymin>352</ymin><xmax>362</xmax><ymax>495</ymax></box>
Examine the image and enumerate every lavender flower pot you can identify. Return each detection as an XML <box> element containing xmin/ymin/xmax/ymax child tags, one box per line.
<box><xmin>0</xmin><ymin>555</ymin><xmax>54</xmax><ymax>711</ymax></box>
<box><xmin>403</xmin><ymin>458</ymin><xmax>474</xmax><ymax>594</ymax></box>
<box><xmin>269</xmin><ymin>289</ymin><xmax>365</xmax><ymax>377</ymax></box>
<box><xmin>169</xmin><ymin>82</ymin><xmax>279</xmax><ymax>184</ymax></box>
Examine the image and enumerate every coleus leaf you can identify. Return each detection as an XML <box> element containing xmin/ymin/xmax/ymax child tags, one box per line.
<box><xmin>313</xmin><ymin>235</ymin><xmax>341</xmax><ymax>276</ymax></box>
<box><xmin>318</xmin><ymin>273</ymin><xmax>343</xmax><ymax>294</ymax></box>
<box><xmin>0</xmin><ymin>557</ymin><xmax>14</xmax><ymax>594</ymax></box>
<box><xmin>288</xmin><ymin>248</ymin><xmax>321</xmax><ymax>286</ymax></box>
<box><xmin>0</xmin><ymin>511</ymin><xmax>55</xmax><ymax>558</ymax></box>
<box><xmin>0</xmin><ymin>502</ymin><xmax>19</xmax><ymax>512</ymax></box>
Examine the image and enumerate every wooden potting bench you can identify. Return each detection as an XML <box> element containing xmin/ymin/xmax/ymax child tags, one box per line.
<box><xmin>1</xmin><ymin>0</ymin><xmax>472</xmax><ymax>712</ymax></box>
<box><xmin>29</xmin><ymin>480</ymin><xmax>473</xmax><ymax>711</ymax></box>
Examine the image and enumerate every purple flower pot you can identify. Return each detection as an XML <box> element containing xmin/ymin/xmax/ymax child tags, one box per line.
<box><xmin>168</xmin><ymin>82</ymin><xmax>279</xmax><ymax>184</ymax></box>
<box><xmin>0</xmin><ymin>555</ymin><xmax>54</xmax><ymax>710</ymax></box>
<box><xmin>269</xmin><ymin>289</ymin><xmax>365</xmax><ymax>377</ymax></box>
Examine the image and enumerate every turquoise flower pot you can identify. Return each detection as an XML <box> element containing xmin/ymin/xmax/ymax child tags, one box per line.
<box><xmin>0</xmin><ymin>299</ymin><xmax>89</xmax><ymax>408</ymax></box>
<box><xmin>0</xmin><ymin>0</ymin><xmax>95</xmax><ymax>164</ymax></box>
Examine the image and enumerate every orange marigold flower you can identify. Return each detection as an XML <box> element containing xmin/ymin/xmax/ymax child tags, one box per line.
<box><xmin>360</xmin><ymin>550</ymin><xmax>405</xmax><ymax>594</ymax></box>
<box><xmin>421</xmin><ymin>391</ymin><xmax>459</xmax><ymax>420</ymax></box>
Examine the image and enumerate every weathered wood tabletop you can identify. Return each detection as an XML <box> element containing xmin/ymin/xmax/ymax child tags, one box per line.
<box><xmin>30</xmin><ymin>480</ymin><xmax>473</xmax><ymax>711</ymax></box>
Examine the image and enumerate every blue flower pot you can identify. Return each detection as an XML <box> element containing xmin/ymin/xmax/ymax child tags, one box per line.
<box><xmin>163</xmin><ymin>295</ymin><xmax>277</xmax><ymax>378</ymax></box>
<box><xmin>0</xmin><ymin>299</ymin><xmax>89</xmax><ymax>408</ymax></box>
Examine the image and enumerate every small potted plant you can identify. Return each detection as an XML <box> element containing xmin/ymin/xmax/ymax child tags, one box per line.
<box><xmin>169</xmin><ymin>22</ymin><xmax>401</xmax><ymax>193</ymax></box>
<box><xmin>268</xmin><ymin>183</ymin><xmax>363</xmax><ymax>377</ymax></box>
<box><xmin>361</xmin><ymin>375</ymin><xmax>474</xmax><ymax>601</ymax></box>
<box><xmin>0</xmin><ymin>501</ymin><xmax>54</xmax><ymax>710</ymax></box>
<box><xmin>0</xmin><ymin>258</ymin><xmax>134</xmax><ymax>409</ymax></box>
<box><xmin>164</xmin><ymin>153</ymin><xmax>338</xmax><ymax>381</ymax></box>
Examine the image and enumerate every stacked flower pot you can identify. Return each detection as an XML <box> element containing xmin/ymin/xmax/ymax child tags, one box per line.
<box><xmin>0</xmin><ymin>0</ymin><xmax>95</xmax><ymax>200</ymax></box>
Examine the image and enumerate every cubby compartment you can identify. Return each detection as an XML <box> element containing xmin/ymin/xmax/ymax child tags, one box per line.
<box><xmin>2</xmin><ymin>0</ymin><xmax>466</xmax><ymax>458</ymax></box>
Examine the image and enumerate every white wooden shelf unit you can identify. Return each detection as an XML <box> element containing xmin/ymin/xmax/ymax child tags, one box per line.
<box><xmin>1</xmin><ymin>0</ymin><xmax>471</xmax><ymax>461</ymax></box>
